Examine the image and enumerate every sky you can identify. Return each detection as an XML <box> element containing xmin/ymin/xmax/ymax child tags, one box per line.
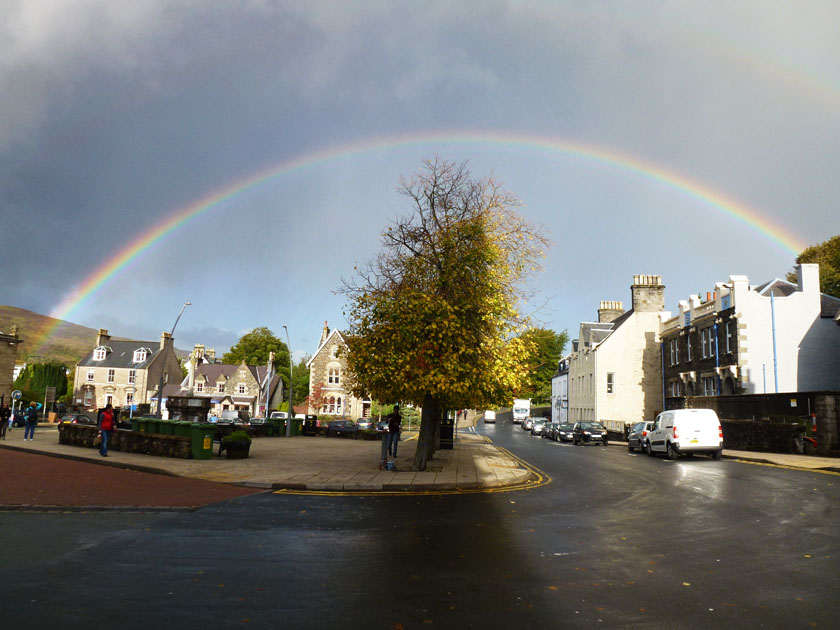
<box><xmin>1</xmin><ymin>1</ymin><xmax>838</xmax><ymax>361</ymax></box>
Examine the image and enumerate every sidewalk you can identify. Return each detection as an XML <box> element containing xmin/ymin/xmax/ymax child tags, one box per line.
<box><xmin>0</xmin><ymin>424</ymin><xmax>539</xmax><ymax>493</ymax></box>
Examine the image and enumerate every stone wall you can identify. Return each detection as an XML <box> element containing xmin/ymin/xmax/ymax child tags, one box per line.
<box><xmin>0</xmin><ymin>331</ymin><xmax>21</xmax><ymax>402</ymax></box>
<box><xmin>58</xmin><ymin>424</ymin><xmax>191</xmax><ymax>458</ymax></box>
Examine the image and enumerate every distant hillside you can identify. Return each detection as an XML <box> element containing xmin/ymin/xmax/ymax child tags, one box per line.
<box><xmin>0</xmin><ymin>306</ymin><xmax>189</xmax><ymax>368</ymax></box>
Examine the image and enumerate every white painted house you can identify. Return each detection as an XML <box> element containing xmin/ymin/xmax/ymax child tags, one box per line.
<box><xmin>660</xmin><ymin>264</ymin><xmax>840</xmax><ymax>395</ymax></box>
<box><xmin>550</xmin><ymin>356</ymin><xmax>570</xmax><ymax>424</ymax></box>
<box><xmin>567</xmin><ymin>276</ymin><xmax>668</xmax><ymax>434</ymax></box>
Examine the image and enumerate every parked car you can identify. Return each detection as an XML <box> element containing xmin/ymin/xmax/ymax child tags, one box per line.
<box><xmin>530</xmin><ymin>418</ymin><xmax>546</xmax><ymax>436</ymax></box>
<box><xmin>646</xmin><ymin>409</ymin><xmax>723</xmax><ymax>460</ymax></box>
<box><xmin>326</xmin><ymin>419</ymin><xmax>359</xmax><ymax>438</ymax></box>
<box><xmin>627</xmin><ymin>420</ymin><xmax>654</xmax><ymax>453</ymax></box>
<box><xmin>375</xmin><ymin>420</ymin><xmax>389</xmax><ymax>434</ymax></box>
<box><xmin>556</xmin><ymin>423</ymin><xmax>575</xmax><ymax>442</ymax></box>
<box><xmin>522</xmin><ymin>417</ymin><xmax>535</xmax><ymax>431</ymax></box>
<box><xmin>249</xmin><ymin>417</ymin><xmax>268</xmax><ymax>425</ymax></box>
<box><xmin>484</xmin><ymin>410</ymin><xmax>496</xmax><ymax>423</ymax></box>
<box><xmin>269</xmin><ymin>411</ymin><xmax>288</xmax><ymax>419</ymax></box>
<box><xmin>60</xmin><ymin>413</ymin><xmax>95</xmax><ymax>426</ymax></box>
<box><xmin>573</xmin><ymin>421</ymin><xmax>608</xmax><ymax>445</ymax></box>
<box><xmin>543</xmin><ymin>422</ymin><xmax>559</xmax><ymax>440</ymax></box>
<box><xmin>356</xmin><ymin>417</ymin><xmax>374</xmax><ymax>431</ymax></box>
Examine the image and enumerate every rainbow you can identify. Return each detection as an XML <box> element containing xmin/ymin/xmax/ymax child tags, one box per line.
<box><xmin>34</xmin><ymin>131</ymin><xmax>810</xmax><ymax>351</ymax></box>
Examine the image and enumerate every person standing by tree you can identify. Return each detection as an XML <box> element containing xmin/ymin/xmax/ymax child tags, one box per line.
<box><xmin>23</xmin><ymin>401</ymin><xmax>38</xmax><ymax>441</ymax></box>
<box><xmin>97</xmin><ymin>403</ymin><xmax>115</xmax><ymax>457</ymax></box>
<box><xmin>387</xmin><ymin>404</ymin><xmax>402</xmax><ymax>458</ymax></box>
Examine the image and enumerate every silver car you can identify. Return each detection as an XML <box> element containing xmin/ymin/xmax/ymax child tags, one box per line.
<box><xmin>531</xmin><ymin>418</ymin><xmax>546</xmax><ymax>436</ymax></box>
<box><xmin>522</xmin><ymin>417</ymin><xmax>535</xmax><ymax>431</ymax></box>
<box><xmin>627</xmin><ymin>420</ymin><xmax>654</xmax><ymax>453</ymax></box>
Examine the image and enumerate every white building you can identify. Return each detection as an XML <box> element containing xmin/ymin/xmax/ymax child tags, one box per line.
<box><xmin>567</xmin><ymin>276</ymin><xmax>668</xmax><ymax>434</ymax></box>
<box><xmin>550</xmin><ymin>356</ymin><xmax>569</xmax><ymax>424</ymax></box>
<box><xmin>659</xmin><ymin>264</ymin><xmax>840</xmax><ymax>395</ymax></box>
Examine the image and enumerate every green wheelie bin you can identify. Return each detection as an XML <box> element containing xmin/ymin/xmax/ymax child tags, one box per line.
<box><xmin>190</xmin><ymin>423</ymin><xmax>214</xmax><ymax>460</ymax></box>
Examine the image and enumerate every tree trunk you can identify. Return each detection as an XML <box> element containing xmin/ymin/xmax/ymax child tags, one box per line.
<box><xmin>412</xmin><ymin>393</ymin><xmax>440</xmax><ymax>471</ymax></box>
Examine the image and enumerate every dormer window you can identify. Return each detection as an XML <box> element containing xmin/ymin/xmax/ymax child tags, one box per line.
<box><xmin>93</xmin><ymin>346</ymin><xmax>107</xmax><ymax>361</ymax></box>
<box><xmin>217</xmin><ymin>382</ymin><xmax>225</xmax><ymax>393</ymax></box>
<box><xmin>133</xmin><ymin>348</ymin><xmax>149</xmax><ymax>363</ymax></box>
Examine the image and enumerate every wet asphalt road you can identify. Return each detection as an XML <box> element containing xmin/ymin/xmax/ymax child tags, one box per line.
<box><xmin>1</xmin><ymin>418</ymin><xmax>838</xmax><ymax>629</ymax></box>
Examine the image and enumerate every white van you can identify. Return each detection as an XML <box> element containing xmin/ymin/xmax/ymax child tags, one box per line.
<box><xmin>484</xmin><ymin>410</ymin><xmax>496</xmax><ymax>423</ymax></box>
<box><xmin>646</xmin><ymin>409</ymin><xmax>723</xmax><ymax>460</ymax></box>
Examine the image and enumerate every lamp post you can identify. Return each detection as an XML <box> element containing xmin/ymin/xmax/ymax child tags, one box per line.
<box><xmin>155</xmin><ymin>301</ymin><xmax>191</xmax><ymax>418</ymax></box>
<box><xmin>282</xmin><ymin>325</ymin><xmax>293</xmax><ymax>437</ymax></box>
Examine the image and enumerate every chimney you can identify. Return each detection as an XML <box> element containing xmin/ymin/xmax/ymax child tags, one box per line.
<box><xmin>796</xmin><ymin>263</ymin><xmax>820</xmax><ymax>294</ymax></box>
<box><xmin>96</xmin><ymin>329</ymin><xmax>110</xmax><ymax>346</ymax></box>
<box><xmin>319</xmin><ymin>321</ymin><xmax>330</xmax><ymax>345</ymax></box>
<box><xmin>631</xmin><ymin>274</ymin><xmax>665</xmax><ymax>312</ymax></box>
<box><xmin>598</xmin><ymin>301</ymin><xmax>625</xmax><ymax>323</ymax></box>
<box><xmin>193</xmin><ymin>344</ymin><xmax>205</xmax><ymax>362</ymax></box>
<box><xmin>160</xmin><ymin>331</ymin><xmax>172</xmax><ymax>351</ymax></box>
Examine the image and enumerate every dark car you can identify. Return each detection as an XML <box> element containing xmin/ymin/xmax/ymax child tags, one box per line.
<box><xmin>573</xmin><ymin>421</ymin><xmax>608</xmax><ymax>445</ymax></box>
<box><xmin>556</xmin><ymin>423</ymin><xmax>575</xmax><ymax>442</ymax></box>
<box><xmin>530</xmin><ymin>418</ymin><xmax>546</xmax><ymax>436</ymax></box>
<box><xmin>627</xmin><ymin>420</ymin><xmax>654</xmax><ymax>453</ymax></box>
<box><xmin>375</xmin><ymin>420</ymin><xmax>389</xmax><ymax>433</ymax></box>
<box><xmin>60</xmin><ymin>413</ymin><xmax>95</xmax><ymax>426</ymax></box>
<box><xmin>326</xmin><ymin>419</ymin><xmax>359</xmax><ymax>438</ymax></box>
<box><xmin>543</xmin><ymin>422</ymin><xmax>559</xmax><ymax>440</ymax></box>
<box><xmin>356</xmin><ymin>417</ymin><xmax>374</xmax><ymax>431</ymax></box>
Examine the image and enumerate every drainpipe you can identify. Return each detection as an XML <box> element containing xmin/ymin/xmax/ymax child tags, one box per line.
<box><xmin>770</xmin><ymin>293</ymin><xmax>779</xmax><ymax>393</ymax></box>
<box><xmin>714</xmin><ymin>323</ymin><xmax>721</xmax><ymax>395</ymax></box>
<box><xmin>660</xmin><ymin>341</ymin><xmax>666</xmax><ymax>410</ymax></box>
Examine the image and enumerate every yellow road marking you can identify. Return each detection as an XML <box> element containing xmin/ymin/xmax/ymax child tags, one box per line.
<box><xmin>732</xmin><ymin>459</ymin><xmax>840</xmax><ymax>476</ymax></box>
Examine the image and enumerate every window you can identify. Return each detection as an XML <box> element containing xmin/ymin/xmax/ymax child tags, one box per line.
<box><xmin>133</xmin><ymin>349</ymin><xmax>148</xmax><ymax>363</ymax></box>
<box><xmin>336</xmin><ymin>397</ymin><xmax>342</xmax><ymax>414</ymax></box>
<box><xmin>107</xmin><ymin>369</ymin><xmax>115</xmax><ymax>383</ymax></box>
<box><xmin>725</xmin><ymin>321</ymin><xmax>734</xmax><ymax>354</ymax></box>
<box><xmin>218</xmin><ymin>382</ymin><xmax>225</xmax><ymax>393</ymax></box>
<box><xmin>606</xmin><ymin>373</ymin><xmax>614</xmax><ymax>394</ymax></box>
<box><xmin>328</xmin><ymin>396</ymin><xmax>336</xmax><ymax>413</ymax></box>
<box><xmin>84</xmin><ymin>390</ymin><xmax>93</xmax><ymax>406</ymax></box>
<box><xmin>669</xmin><ymin>380</ymin><xmax>681</xmax><ymax>397</ymax></box>
<box><xmin>669</xmin><ymin>339</ymin><xmax>679</xmax><ymax>365</ymax></box>
<box><xmin>238</xmin><ymin>383</ymin><xmax>246</xmax><ymax>395</ymax></box>
<box><xmin>93</xmin><ymin>347</ymin><xmax>106</xmax><ymax>361</ymax></box>
<box><xmin>702</xmin><ymin>376</ymin><xmax>717</xmax><ymax>396</ymax></box>
<box><xmin>686</xmin><ymin>335</ymin><xmax>692</xmax><ymax>362</ymax></box>
<box><xmin>87</xmin><ymin>369</ymin><xmax>95</xmax><ymax>382</ymax></box>
<box><xmin>126</xmin><ymin>392</ymin><xmax>134</xmax><ymax>405</ymax></box>
<box><xmin>196</xmin><ymin>382</ymin><xmax>203</xmax><ymax>392</ymax></box>
<box><xmin>701</xmin><ymin>328</ymin><xmax>716</xmax><ymax>358</ymax></box>
<box><xmin>128</xmin><ymin>369</ymin><xmax>135</xmax><ymax>384</ymax></box>
<box><xmin>328</xmin><ymin>368</ymin><xmax>340</xmax><ymax>384</ymax></box>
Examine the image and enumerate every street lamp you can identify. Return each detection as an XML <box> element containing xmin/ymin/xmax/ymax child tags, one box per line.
<box><xmin>155</xmin><ymin>301</ymin><xmax>191</xmax><ymax>418</ymax></box>
<box><xmin>282</xmin><ymin>325</ymin><xmax>293</xmax><ymax>437</ymax></box>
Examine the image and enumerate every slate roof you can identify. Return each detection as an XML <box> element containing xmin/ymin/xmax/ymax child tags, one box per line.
<box><xmin>77</xmin><ymin>339</ymin><xmax>159</xmax><ymax>369</ymax></box>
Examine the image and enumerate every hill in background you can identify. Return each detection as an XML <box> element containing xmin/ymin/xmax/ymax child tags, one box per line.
<box><xmin>0</xmin><ymin>305</ymin><xmax>188</xmax><ymax>368</ymax></box>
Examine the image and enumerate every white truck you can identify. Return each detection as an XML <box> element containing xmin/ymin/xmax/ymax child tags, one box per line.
<box><xmin>512</xmin><ymin>399</ymin><xmax>531</xmax><ymax>424</ymax></box>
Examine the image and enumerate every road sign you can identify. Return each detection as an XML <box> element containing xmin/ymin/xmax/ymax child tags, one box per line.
<box><xmin>11</xmin><ymin>390</ymin><xmax>21</xmax><ymax>400</ymax></box>
<box><xmin>45</xmin><ymin>386</ymin><xmax>56</xmax><ymax>403</ymax></box>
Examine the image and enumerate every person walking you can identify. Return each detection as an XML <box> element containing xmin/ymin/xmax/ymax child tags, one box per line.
<box><xmin>386</xmin><ymin>404</ymin><xmax>402</xmax><ymax>458</ymax></box>
<box><xmin>23</xmin><ymin>401</ymin><xmax>38</xmax><ymax>440</ymax></box>
<box><xmin>0</xmin><ymin>402</ymin><xmax>9</xmax><ymax>439</ymax></box>
<box><xmin>97</xmin><ymin>403</ymin><xmax>116</xmax><ymax>457</ymax></box>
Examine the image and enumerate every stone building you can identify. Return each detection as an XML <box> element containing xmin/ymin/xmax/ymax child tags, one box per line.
<box><xmin>0</xmin><ymin>325</ymin><xmax>22</xmax><ymax>404</ymax></box>
<box><xmin>567</xmin><ymin>276</ymin><xmax>667</xmax><ymax>433</ymax></box>
<box><xmin>660</xmin><ymin>264</ymin><xmax>840</xmax><ymax>397</ymax></box>
<box><xmin>74</xmin><ymin>329</ymin><xmax>182</xmax><ymax>411</ymax></box>
<box><xmin>161</xmin><ymin>344</ymin><xmax>283</xmax><ymax>418</ymax></box>
<box><xmin>306</xmin><ymin>322</ymin><xmax>371</xmax><ymax>418</ymax></box>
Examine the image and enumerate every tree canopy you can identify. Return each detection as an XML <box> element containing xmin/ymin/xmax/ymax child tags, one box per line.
<box><xmin>342</xmin><ymin>158</ymin><xmax>549</xmax><ymax>469</ymax></box>
<box><xmin>518</xmin><ymin>327</ymin><xmax>569</xmax><ymax>404</ymax></box>
<box><xmin>222</xmin><ymin>327</ymin><xmax>291</xmax><ymax>385</ymax></box>
<box><xmin>13</xmin><ymin>362</ymin><xmax>68</xmax><ymax>406</ymax></box>
<box><xmin>787</xmin><ymin>234</ymin><xmax>840</xmax><ymax>298</ymax></box>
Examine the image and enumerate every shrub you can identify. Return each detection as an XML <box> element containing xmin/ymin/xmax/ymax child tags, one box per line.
<box><xmin>222</xmin><ymin>430</ymin><xmax>252</xmax><ymax>447</ymax></box>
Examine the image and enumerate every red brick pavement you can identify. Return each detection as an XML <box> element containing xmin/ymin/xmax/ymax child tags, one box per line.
<box><xmin>0</xmin><ymin>449</ymin><xmax>264</xmax><ymax>509</ymax></box>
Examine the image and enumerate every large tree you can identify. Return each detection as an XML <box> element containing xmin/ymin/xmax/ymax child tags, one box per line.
<box><xmin>518</xmin><ymin>327</ymin><xmax>569</xmax><ymax>404</ymax></box>
<box><xmin>787</xmin><ymin>234</ymin><xmax>840</xmax><ymax>298</ymax></box>
<box><xmin>342</xmin><ymin>158</ymin><xmax>549</xmax><ymax>470</ymax></box>
<box><xmin>222</xmin><ymin>327</ymin><xmax>291</xmax><ymax>387</ymax></box>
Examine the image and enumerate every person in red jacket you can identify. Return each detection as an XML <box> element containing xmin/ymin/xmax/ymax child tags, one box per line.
<box><xmin>97</xmin><ymin>403</ymin><xmax>116</xmax><ymax>457</ymax></box>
